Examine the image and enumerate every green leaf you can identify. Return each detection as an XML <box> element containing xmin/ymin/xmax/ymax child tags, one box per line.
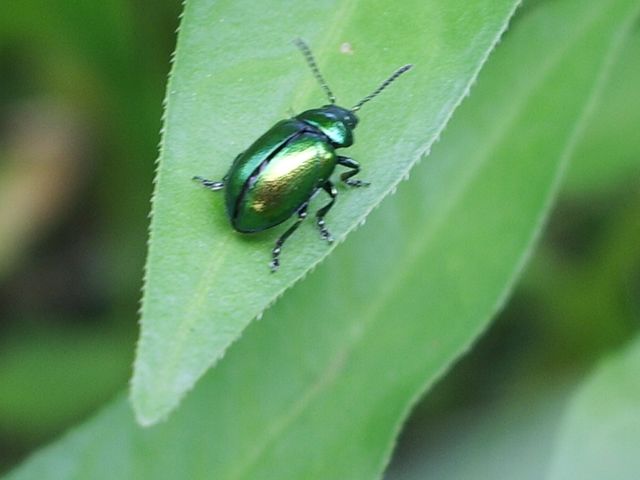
<box><xmin>387</xmin><ymin>383</ymin><xmax>573</xmax><ymax>480</ymax></box>
<box><xmin>565</xmin><ymin>29</ymin><xmax>640</xmax><ymax>195</ymax></box>
<box><xmin>133</xmin><ymin>0</ymin><xmax>522</xmax><ymax>424</ymax></box>
<box><xmin>8</xmin><ymin>0</ymin><xmax>638</xmax><ymax>477</ymax></box>
<box><xmin>548</xmin><ymin>335</ymin><xmax>640</xmax><ymax>480</ymax></box>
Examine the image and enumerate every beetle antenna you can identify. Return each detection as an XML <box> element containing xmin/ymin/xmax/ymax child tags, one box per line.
<box><xmin>351</xmin><ymin>64</ymin><xmax>413</xmax><ymax>112</ymax></box>
<box><xmin>294</xmin><ymin>38</ymin><xmax>336</xmax><ymax>104</ymax></box>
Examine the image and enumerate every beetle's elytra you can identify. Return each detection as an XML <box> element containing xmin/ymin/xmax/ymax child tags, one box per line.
<box><xmin>194</xmin><ymin>39</ymin><xmax>412</xmax><ymax>272</ymax></box>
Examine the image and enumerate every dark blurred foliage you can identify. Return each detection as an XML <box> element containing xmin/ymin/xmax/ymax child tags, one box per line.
<box><xmin>0</xmin><ymin>0</ymin><xmax>181</xmax><ymax>471</ymax></box>
<box><xmin>0</xmin><ymin>0</ymin><xmax>638</xmax><ymax>475</ymax></box>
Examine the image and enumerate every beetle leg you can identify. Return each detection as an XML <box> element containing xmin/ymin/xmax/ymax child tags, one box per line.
<box><xmin>271</xmin><ymin>202</ymin><xmax>309</xmax><ymax>272</ymax></box>
<box><xmin>315</xmin><ymin>181</ymin><xmax>337</xmax><ymax>243</ymax></box>
<box><xmin>337</xmin><ymin>156</ymin><xmax>370</xmax><ymax>187</ymax></box>
<box><xmin>193</xmin><ymin>176</ymin><xmax>225</xmax><ymax>191</ymax></box>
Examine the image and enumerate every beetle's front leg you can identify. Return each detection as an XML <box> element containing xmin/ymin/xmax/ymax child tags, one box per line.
<box><xmin>315</xmin><ymin>181</ymin><xmax>337</xmax><ymax>243</ymax></box>
<box><xmin>193</xmin><ymin>176</ymin><xmax>225</xmax><ymax>191</ymax></box>
<box><xmin>337</xmin><ymin>156</ymin><xmax>370</xmax><ymax>187</ymax></box>
<box><xmin>271</xmin><ymin>202</ymin><xmax>309</xmax><ymax>272</ymax></box>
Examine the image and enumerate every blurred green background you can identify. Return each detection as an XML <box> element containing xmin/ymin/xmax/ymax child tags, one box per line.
<box><xmin>0</xmin><ymin>0</ymin><xmax>181</xmax><ymax>470</ymax></box>
<box><xmin>0</xmin><ymin>0</ymin><xmax>638</xmax><ymax>476</ymax></box>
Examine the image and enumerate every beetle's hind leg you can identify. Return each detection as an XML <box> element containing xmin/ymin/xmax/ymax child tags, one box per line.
<box><xmin>316</xmin><ymin>181</ymin><xmax>337</xmax><ymax>243</ymax></box>
<box><xmin>193</xmin><ymin>176</ymin><xmax>225</xmax><ymax>191</ymax></box>
<box><xmin>271</xmin><ymin>202</ymin><xmax>309</xmax><ymax>273</ymax></box>
<box><xmin>337</xmin><ymin>156</ymin><xmax>370</xmax><ymax>187</ymax></box>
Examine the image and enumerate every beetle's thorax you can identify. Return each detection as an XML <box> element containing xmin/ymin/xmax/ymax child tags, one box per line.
<box><xmin>296</xmin><ymin>105</ymin><xmax>359</xmax><ymax>148</ymax></box>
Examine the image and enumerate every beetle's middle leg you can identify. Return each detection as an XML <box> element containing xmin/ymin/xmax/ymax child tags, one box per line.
<box><xmin>193</xmin><ymin>176</ymin><xmax>225</xmax><ymax>191</ymax></box>
<box><xmin>271</xmin><ymin>202</ymin><xmax>309</xmax><ymax>273</ymax></box>
<box><xmin>315</xmin><ymin>181</ymin><xmax>337</xmax><ymax>243</ymax></box>
<box><xmin>337</xmin><ymin>156</ymin><xmax>370</xmax><ymax>187</ymax></box>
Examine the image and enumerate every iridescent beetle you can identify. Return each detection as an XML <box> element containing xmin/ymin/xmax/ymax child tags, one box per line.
<box><xmin>194</xmin><ymin>39</ymin><xmax>412</xmax><ymax>271</ymax></box>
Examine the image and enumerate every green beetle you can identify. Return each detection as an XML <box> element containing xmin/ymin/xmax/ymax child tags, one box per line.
<box><xmin>194</xmin><ymin>39</ymin><xmax>412</xmax><ymax>271</ymax></box>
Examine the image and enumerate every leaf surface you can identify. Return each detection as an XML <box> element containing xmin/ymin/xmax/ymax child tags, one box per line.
<box><xmin>133</xmin><ymin>0</ymin><xmax>522</xmax><ymax>424</ymax></box>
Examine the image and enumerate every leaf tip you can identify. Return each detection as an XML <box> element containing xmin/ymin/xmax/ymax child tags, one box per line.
<box><xmin>129</xmin><ymin>363</ymin><xmax>175</xmax><ymax>427</ymax></box>
<box><xmin>129</xmin><ymin>385</ymin><xmax>171</xmax><ymax>427</ymax></box>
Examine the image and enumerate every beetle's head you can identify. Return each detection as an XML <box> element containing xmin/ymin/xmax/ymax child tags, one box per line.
<box><xmin>293</xmin><ymin>39</ymin><xmax>412</xmax><ymax>147</ymax></box>
<box><xmin>296</xmin><ymin>105</ymin><xmax>359</xmax><ymax>147</ymax></box>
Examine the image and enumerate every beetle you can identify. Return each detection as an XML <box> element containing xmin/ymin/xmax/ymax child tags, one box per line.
<box><xmin>194</xmin><ymin>39</ymin><xmax>412</xmax><ymax>271</ymax></box>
